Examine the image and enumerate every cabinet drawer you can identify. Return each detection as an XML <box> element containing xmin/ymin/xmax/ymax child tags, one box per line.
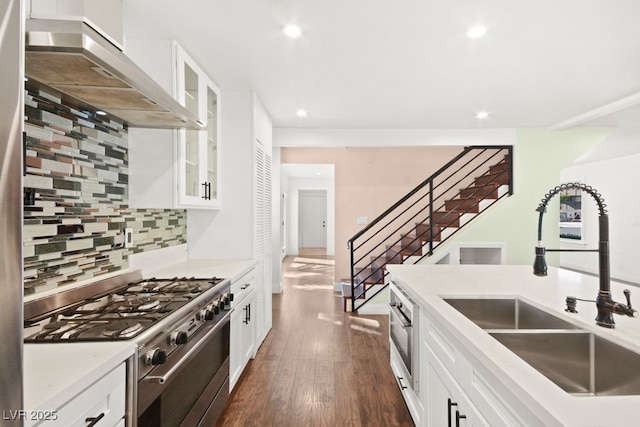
<box><xmin>33</xmin><ymin>363</ymin><xmax>126</xmax><ymax>427</ymax></box>
<box><xmin>391</xmin><ymin>351</ymin><xmax>423</xmax><ymax>426</ymax></box>
<box><xmin>231</xmin><ymin>269</ymin><xmax>255</xmax><ymax>306</ymax></box>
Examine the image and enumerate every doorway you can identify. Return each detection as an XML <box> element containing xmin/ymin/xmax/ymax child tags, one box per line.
<box><xmin>299</xmin><ymin>190</ymin><xmax>327</xmax><ymax>250</ymax></box>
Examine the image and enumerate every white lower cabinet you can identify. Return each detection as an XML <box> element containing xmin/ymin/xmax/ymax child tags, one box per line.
<box><xmin>31</xmin><ymin>363</ymin><xmax>126</xmax><ymax>427</ymax></box>
<box><xmin>424</xmin><ymin>342</ymin><xmax>488</xmax><ymax>427</ymax></box>
<box><xmin>418</xmin><ymin>308</ymin><xmax>540</xmax><ymax>427</ymax></box>
<box><xmin>230</xmin><ymin>269</ymin><xmax>257</xmax><ymax>391</ymax></box>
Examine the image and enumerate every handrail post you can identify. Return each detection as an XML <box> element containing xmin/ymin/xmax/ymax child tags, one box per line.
<box><xmin>508</xmin><ymin>146</ymin><xmax>514</xmax><ymax>195</ymax></box>
<box><xmin>349</xmin><ymin>240</ymin><xmax>355</xmax><ymax>312</ymax></box>
<box><xmin>428</xmin><ymin>179</ymin><xmax>434</xmax><ymax>256</ymax></box>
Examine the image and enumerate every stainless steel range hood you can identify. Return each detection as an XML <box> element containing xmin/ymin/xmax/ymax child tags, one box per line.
<box><xmin>25</xmin><ymin>19</ymin><xmax>205</xmax><ymax>130</ymax></box>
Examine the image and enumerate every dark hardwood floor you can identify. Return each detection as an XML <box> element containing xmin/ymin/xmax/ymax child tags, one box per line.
<box><xmin>215</xmin><ymin>251</ymin><xmax>414</xmax><ymax>426</ymax></box>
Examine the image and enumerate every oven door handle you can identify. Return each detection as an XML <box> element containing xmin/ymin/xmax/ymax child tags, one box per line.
<box><xmin>389</xmin><ymin>303</ymin><xmax>412</xmax><ymax>328</ymax></box>
<box><xmin>143</xmin><ymin>310</ymin><xmax>233</xmax><ymax>384</ymax></box>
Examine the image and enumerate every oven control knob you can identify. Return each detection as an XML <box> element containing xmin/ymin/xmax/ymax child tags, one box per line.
<box><xmin>173</xmin><ymin>330</ymin><xmax>188</xmax><ymax>345</ymax></box>
<box><xmin>204</xmin><ymin>306</ymin><xmax>216</xmax><ymax>320</ymax></box>
<box><xmin>176</xmin><ymin>331</ymin><xmax>189</xmax><ymax>345</ymax></box>
<box><xmin>223</xmin><ymin>293</ymin><xmax>231</xmax><ymax>306</ymax></box>
<box><xmin>145</xmin><ymin>348</ymin><xmax>167</xmax><ymax>366</ymax></box>
<box><xmin>212</xmin><ymin>301</ymin><xmax>222</xmax><ymax>314</ymax></box>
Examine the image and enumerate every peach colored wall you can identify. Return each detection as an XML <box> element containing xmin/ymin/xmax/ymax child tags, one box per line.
<box><xmin>280</xmin><ymin>146</ymin><xmax>462</xmax><ymax>284</ymax></box>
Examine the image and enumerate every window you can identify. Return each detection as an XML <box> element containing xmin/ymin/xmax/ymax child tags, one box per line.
<box><xmin>559</xmin><ymin>188</ymin><xmax>582</xmax><ymax>241</ymax></box>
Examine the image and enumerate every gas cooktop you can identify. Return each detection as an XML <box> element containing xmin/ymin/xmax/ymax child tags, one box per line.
<box><xmin>24</xmin><ymin>276</ymin><xmax>225</xmax><ymax>342</ymax></box>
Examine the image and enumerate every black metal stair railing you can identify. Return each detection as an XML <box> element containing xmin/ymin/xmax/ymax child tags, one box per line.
<box><xmin>347</xmin><ymin>145</ymin><xmax>513</xmax><ymax>312</ymax></box>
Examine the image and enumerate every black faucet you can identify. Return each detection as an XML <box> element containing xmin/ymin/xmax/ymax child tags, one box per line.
<box><xmin>533</xmin><ymin>182</ymin><xmax>637</xmax><ymax>328</ymax></box>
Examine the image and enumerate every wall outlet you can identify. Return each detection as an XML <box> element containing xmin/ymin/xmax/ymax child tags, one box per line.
<box><xmin>356</xmin><ymin>216</ymin><xmax>368</xmax><ymax>225</ymax></box>
<box><xmin>124</xmin><ymin>228</ymin><xmax>134</xmax><ymax>248</ymax></box>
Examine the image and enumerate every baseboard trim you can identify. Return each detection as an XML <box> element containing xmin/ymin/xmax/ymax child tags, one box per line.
<box><xmin>355</xmin><ymin>303</ymin><xmax>389</xmax><ymax>315</ymax></box>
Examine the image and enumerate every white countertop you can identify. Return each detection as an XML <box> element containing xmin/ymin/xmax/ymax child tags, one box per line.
<box><xmin>145</xmin><ymin>258</ymin><xmax>257</xmax><ymax>283</ymax></box>
<box><xmin>386</xmin><ymin>264</ymin><xmax>640</xmax><ymax>427</ymax></box>
<box><xmin>23</xmin><ymin>342</ymin><xmax>135</xmax><ymax>416</ymax></box>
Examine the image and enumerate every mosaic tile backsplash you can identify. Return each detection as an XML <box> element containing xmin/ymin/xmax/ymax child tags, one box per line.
<box><xmin>23</xmin><ymin>85</ymin><xmax>187</xmax><ymax>296</ymax></box>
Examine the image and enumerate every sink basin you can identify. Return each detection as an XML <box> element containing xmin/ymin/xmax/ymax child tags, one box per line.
<box><xmin>490</xmin><ymin>331</ymin><xmax>640</xmax><ymax>396</ymax></box>
<box><xmin>444</xmin><ymin>298</ymin><xmax>580</xmax><ymax>330</ymax></box>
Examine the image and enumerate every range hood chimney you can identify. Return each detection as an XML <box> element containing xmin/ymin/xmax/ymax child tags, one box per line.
<box><xmin>25</xmin><ymin>19</ymin><xmax>205</xmax><ymax>130</ymax></box>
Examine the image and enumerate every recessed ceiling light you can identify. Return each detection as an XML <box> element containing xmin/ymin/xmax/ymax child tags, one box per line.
<box><xmin>96</xmin><ymin>110</ymin><xmax>108</xmax><ymax>116</ymax></box>
<box><xmin>467</xmin><ymin>25</ymin><xmax>488</xmax><ymax>39</ymax></box>
<box><xmin>296</xmin><ymin>109</ymin><xmax>308</xmax><ymax>117</ymax></box>
<box><xmin>476</xmin><ymin>111</ymin><xmax>489</xmax><ymax>120</ymax></box>
<box><xmin>283</xmin><ymin>24</ymin><xmax>302</xmax><ymax>39</ymax></box>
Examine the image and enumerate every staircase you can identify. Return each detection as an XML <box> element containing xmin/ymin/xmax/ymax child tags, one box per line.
<box><xmin>347</xmin><ymin>146</ymin><xmax>513</xmax><ymax>312</ymax></box>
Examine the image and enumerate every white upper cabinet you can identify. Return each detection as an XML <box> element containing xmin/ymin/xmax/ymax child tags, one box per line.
<box><xmin>175</xmin><ymin>44</ymin><xmax>221</xmax><ymax>208</ymax></box>
<box><xmin>126</xmin><ymin>40</ymin><xmax>221</xmax><ymax>209</ymax></box>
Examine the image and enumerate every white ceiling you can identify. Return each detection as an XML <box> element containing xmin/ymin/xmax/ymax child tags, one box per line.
<box><xmin>123</xmin><ymin>0</ymin><xmax>640</xmax><ymax>130</ymax></box>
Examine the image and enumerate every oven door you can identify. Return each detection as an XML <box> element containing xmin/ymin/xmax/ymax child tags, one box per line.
<box><xmin>138</xmin><ymin>313</ymin><xmax>230</xmax><ymax>427</ymax></box>
<box><xmin>389</xmin><ymin>282</ymin><xmax>417</xmax><ymax>390</ymax></box>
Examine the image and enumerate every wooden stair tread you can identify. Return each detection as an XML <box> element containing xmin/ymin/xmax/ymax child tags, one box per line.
<box><xmin>489</xmin><ymin>160</ymin><xmax>510</xmax><ymax>174</ymax></box>
<box><xmin>474</xmin><ymin>170</ymin><xmax>509</xmax><ymax>186</ymax></box>
<box><xmin>399</xmin><ymin>233</ymin><xmax>422</xmax><ymax>256</ymax></box>
<box><xmin>355</xmin><ymin>267</ymin><xmax>385</xmax><ymax>285</ymax></box>
<box><xmin>445</xmin><ymin>198</ymin><xmax>480</xmax><ymax>213</ymax></box>
<box><xmin>460</xmin><ymin>183</ymin><xmax>500</xmax><ymax>199</ymax></box>
<box><xmin>415</xmin><ymin>223</ymin><xmax>442</xmax><ymax>242</ymax></box>
<box><xmin>433</xmin><ymin>211</ymin><xmax>461</xmax><ymax>227</ymax></box>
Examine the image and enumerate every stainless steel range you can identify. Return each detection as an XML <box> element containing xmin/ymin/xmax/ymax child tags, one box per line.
<box><xmin>24</xmin><ymin>270</ymin><xmax>233</xmax><ymax>427</ymax></box>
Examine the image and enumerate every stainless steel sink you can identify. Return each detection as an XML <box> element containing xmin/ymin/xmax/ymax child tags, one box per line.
<box><xmin>444</xmin><ymin>297</ymin><xmax>580</xmax><ymax>330</ymax></box>
<box><xmin>490</xmin><ymin>331</ymin><xmax>640</xmax><ymax>396</ymax></box>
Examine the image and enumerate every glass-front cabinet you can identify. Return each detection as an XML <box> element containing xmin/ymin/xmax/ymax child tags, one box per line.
<box><xmin>207</xmin><ymin>87</ymin><xmax>218</xmax><ymax>201</ymax></box>
<box><xmin>126</xmin><ymin>40</ymin><xmax>221</xmax><ymax>210</ymax></box>
<box><xmin>175</xmin><ymin>44</ymin><xmax>221</xmax><ymax>208</ymax></box>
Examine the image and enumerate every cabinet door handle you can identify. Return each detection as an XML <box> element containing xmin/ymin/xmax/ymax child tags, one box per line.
<box><xmin>447</xmin><ymin>398</ymin><xmax>458</xmax><ymax>427</ymax></box>
<box><xmin>85</xmin><ymin>412</ymin><xmax>105</xmax><ymax>426</ymax></box>
<box><xmin>395</xmin><ymin>376</ymin><xmax>408</xmax><ymax>390</ymax></box>
<box><xmin>201</xmin><ymin>182</ymin><xmax>211</xmax><ymax>200</ymax></box>
<box><xmin>456</xmin><ymin>410</ymin><xmax>467</xmax><ymax>427</ymax></box>
<box><xmin>243</xmin><ymin>304</ymin><xmax>251</xmax><ymax>324</ymax></box>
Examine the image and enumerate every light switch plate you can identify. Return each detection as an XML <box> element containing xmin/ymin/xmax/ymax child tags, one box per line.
<box><xmin>356</xmin><ymin>216</ymin><xmax>368</xmax><ymax>225</ymax></box>
<box><xmin>124</xmin><ymin>228</ymin><xmax>134</xmax><ymax>248</ymax></box>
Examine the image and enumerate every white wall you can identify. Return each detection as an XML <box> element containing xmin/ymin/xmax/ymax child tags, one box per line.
<box><xmin>285</xmin><ymin>175</ymin><xmax>336</xmax><ymax>256</ymax></box>
<box><xmin>561</xmin><ymin>150</ymin><xmax>640</xmax><ymax>284</ymax></box>
<box><xmin>188</xmin><ymin>90</ymin><xmax>254</xmax><ymax>259</ymax></box>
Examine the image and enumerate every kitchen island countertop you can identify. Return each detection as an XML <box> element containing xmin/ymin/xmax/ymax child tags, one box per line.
<box><xmin>386</xmin><ymin>264</ymin><xmax>640</xmax><ymax>426</ymax></box>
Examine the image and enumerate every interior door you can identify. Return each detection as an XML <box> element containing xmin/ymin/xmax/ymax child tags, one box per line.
<box><xmin>299</xmin><ymin>190</ymin><xmax>327</xmax><ymax>248</ymax></box>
